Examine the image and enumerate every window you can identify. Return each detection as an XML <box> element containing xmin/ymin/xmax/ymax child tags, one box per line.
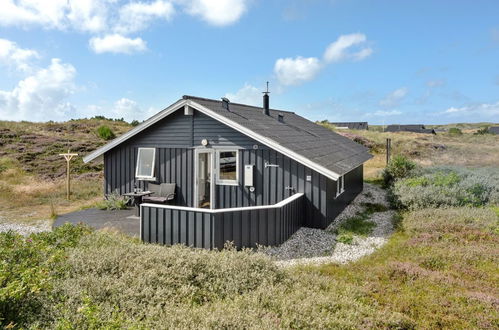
<box><xmin>136</xmin><ymin>148</ymin><xmax>156</xmax><ymax>180</ymax></box>
<box><xmin>216</xmin><ymin>150</ymin><xmax>238</xmax><ymax>185</ymax></box>
<box><xmin>336</xmin><ymin>175</ymin><xmax>345</xmax><ymax>197</ymax></box>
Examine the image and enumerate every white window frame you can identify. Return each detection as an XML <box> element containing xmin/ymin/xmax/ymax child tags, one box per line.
<box><xmin>215</xmin><ymin>149</ymin><xmax>239</xmax><ymax>186</ymax></box>
<box><xmin>135</xmin><ymin>147</ymin><xmax>156</xmax><ymax>181</ymax></box>
<box><xmin>336</xmin><ymin>175</ymin><xmax>345</xmax><ymax>197</ymax></box>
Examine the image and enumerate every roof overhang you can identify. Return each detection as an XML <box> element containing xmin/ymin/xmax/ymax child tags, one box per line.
<box><xmin>84</xmin><ymin>98</ymin><xmax>357</xmax><ymax>181</ymax></box>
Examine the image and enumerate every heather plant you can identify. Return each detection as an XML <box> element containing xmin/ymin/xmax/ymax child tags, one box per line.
<box><xmin>44</xmin><ymin>231</ymin><xmax>410</xmax><ymax>329</ymax></box>
<box><xmin>391</xmin><ymin>166</ymin><xmax>499</xmax><ymax>209</ymax></box>
<box><xmin>96</xmin><ymin>192</ymin><xmax>130</xmax><ymax>210</ymax></box>
<box><xmin>447</xmin><ymin>127</ymin><xmax>462</xmax><ymax>136</ymax></box>
<box><xmin>382</xmin><ymin>155</ymin><xmax>418</xmax><ymax>187</ymax></box>
<box><xmin>0</xmin><ymin>224</ymin><xmax>91</xmax><ymax>327</ymax></box>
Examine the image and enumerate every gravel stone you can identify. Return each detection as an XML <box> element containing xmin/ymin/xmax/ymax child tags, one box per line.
<box><xmin>0</xmin><ymin>219</ymin><xmax>51</xmax><ymax>236</ymax></box>
<box><xmin>262</xmin><ymin>183</ymin><xmax>396</xmax><ymax>267</ymax></box>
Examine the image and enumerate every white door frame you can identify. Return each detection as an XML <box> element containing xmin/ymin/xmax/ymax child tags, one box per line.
<box><xmin>194</xmin><ymin>149</ymin><xmax>215</xmax><ymax>209</ymax></box>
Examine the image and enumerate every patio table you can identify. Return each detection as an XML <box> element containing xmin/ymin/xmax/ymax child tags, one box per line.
<box><xmin>123</xmin><ymin>191</ymin><xmax>152</xmax><ymax>217</ymax></box>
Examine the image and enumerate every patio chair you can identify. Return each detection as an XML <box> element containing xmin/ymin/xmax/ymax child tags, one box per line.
<box><xmin>142</xmin><ymin>183</ymin><xmax>176</xmax><ymax>204</ymax></box>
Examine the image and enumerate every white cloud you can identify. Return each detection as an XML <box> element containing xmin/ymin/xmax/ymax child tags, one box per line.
<box><xmin>0</xmin><ymin>58</ymin><xmax>77</xmax><ymax>121</ymax></box>
<box><xmin>379</xmin><ymin>87</ymin><xmax>408</xmax><ymax>108</ymax></box>
<box><xmin>274</xmin><ymin>33</ymin><xmax>372</xmax><ymax>86</ymax></box>
<box><xmin>183</xmin><ymin>0</ymin><xmax>248</xmax><ymax>26</ymax></box>
<box><xmin>368</xmin><ymin>110</ymin><xmax>402</xmax><ymax>117</ymax></box>
<box><xmin>442</xmin><ymin>102</ymin><xmax>499</xmax><ymax>117</ymax></box>
<box><xmin>0</xmin><ymin>0</ymin><xmax>108</xmax><ymax>33</ymax></box>
<box><xmin>225</xmin><ymin>83</ymin><xmax>261</xmax><ymax>106</ymax></box>
<box><xmin>115</xmin><ymin>0</ymin><xmax>175</xmax><ymax>34</ymax></box>
<box><xmin>0</xmin><ymin>38</ymin><xmax>39</xmax><ymax>72</ymax></box>
<box><xmin>427</xmin><ymin>79</ymin><xmax>445</xmax><ymax>88</ymax></box>
<box><xmin>89</xmin><ymin>34</ymin><xmax>147</xmax><ymax>54</ymax></box>
<box><xmin>323</xmin><ymin>33</ymin><xmax>371</xmax><ymax>63</ymax></box>
<box><xmin>274</xmin><ymin>57</ymin><xmax>322</xmax><ymax>86</ymax></box>
<box><xmin>111</xmin><ymin>98</ymin><xmax>141</xmax><ymax>121</ymax></box>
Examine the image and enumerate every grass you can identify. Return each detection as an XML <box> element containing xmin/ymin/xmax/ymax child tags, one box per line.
<box><xmin>317</xmin><ymin>206</ymin><xmax>499</xmax><ymax>329</ymax></box>
<box><xmin>319</xmin><ymin>125</ymin><xmax>499</xmax><ymax>180</ymax></box>
<box><xmin>332</xmin><ymin>202</ymin><xmax>388</xmax><ymax>244</ymax></box>
<box><xmin>2</xmin><ymin>206</ymin><xmax>497</xmax><ymax>328</ymax></box>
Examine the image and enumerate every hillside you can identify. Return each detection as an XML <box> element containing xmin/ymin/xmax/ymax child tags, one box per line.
<box><xmin>0</xmin><ymin>119</ymin><xmax>133</xmax><ymax>223</ymax></box>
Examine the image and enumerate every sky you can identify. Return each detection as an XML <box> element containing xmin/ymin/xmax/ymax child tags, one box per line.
<box><xmin>0</xmin><ymin>0</ymin><xmax>498</xmax><ymax>124</ymax></box>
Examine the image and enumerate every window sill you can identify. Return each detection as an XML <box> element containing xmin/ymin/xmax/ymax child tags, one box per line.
<box><xmin>216</xmin><ymin>181</ymin><xmax>239</xmax><ymax>186</ymax></box>
<box><xmin>136</xmin><ymin>177</ymin><xmax>156</xmax><ymax>181</ymax></box>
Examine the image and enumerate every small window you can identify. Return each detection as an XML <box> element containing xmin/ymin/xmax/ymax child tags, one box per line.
<box><xmin>336</xmin><ymin>175</ymin><xmax>345</xmax><ymax>197</ymax></box>
<box><xmin>136</xmin><ymin>148</ymin><xmax>156</xmax><ymax>180</ymax></box>
<box><xmin>216</xmin><ymin>150</ymin><xmax>238</xmax><ymax>185</ymax></box>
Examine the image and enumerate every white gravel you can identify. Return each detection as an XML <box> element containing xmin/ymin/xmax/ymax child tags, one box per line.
<box><xmin>263</xmin><ymin>183</ymin><xmax>396</xmax><ymax>267</ymax></box>
<box><xmin>0</xmin><ymin>218</ymin><xmax>51</xmax><ymax>236</ymax></box>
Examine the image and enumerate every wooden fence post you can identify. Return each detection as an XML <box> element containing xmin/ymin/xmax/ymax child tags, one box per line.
<box><xmin>59</xmin><ymin>150</ymin><xmax>78</xmax><ymax>200</ymax></box>
<box><xmin>386</xmin><ymin>138</ymin><xmax>391</xmax><ymax>165</ymax></box>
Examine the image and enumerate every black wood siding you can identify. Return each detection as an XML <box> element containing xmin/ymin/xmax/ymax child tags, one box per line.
<box><xmin>141</xmin><ymin>194</ymin><xmax>304</xmax><ymax>249</ymax></box>
<box><xmin>103</xmin><ymin>108</ymin><xmax>364</xmax><ymax>229</ymax></box>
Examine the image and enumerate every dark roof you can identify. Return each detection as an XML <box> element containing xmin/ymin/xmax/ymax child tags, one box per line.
<box><xmin>488</xmin><ymin>126</ymin><xmax>499</xmax><ymax>134</ymax></box>
<box><xmin>84</xmin><ymin>95</ymin><xmax>372</xmax><ymax>178</ymax></box>
<box><xmin>385</xmin><ymin>124</ymin><xmax>435</xmax><ymax>134</ymax></box>
<box><xmin>330</xmin><ymin>122</ymin><xmax>369</xmax><ymax>130</ymax></box>
<box><xmin>184</xmin><ymin>96</ymin><xmax>371</xmax><ymax>176</ymax></box>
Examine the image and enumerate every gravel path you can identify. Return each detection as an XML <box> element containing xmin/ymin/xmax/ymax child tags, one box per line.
<box><xmin>263</xmin><ymin>183</ymin><xmax>396</xmax><ymax>267</ymax></box>
<box><xmin>0</xmin><ymin>216</ymin><xmax>51</xmax><ymax>236</ymax></box>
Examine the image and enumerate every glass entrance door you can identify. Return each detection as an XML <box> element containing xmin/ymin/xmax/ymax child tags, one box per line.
<box><xmin>196</xmin><ymin>151</ymin><xmax>213</xmax><ymax>208</ymax></box>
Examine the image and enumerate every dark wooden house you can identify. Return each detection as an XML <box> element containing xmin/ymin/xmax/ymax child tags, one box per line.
<box><xmin>330</xmin><ymin>122</ymin><xmax>369</xmax><ymax>130</ymax></box>
<box><xmin>385</xmin><ymin>124</ymin><xmax>436</xmax><ymax>134</ymax></box>
<box><xmin>488</xmin><ymin>126</ymin><xmax>499</xmax><ymax>134</ymax></box>
<box><xmin>84</xmin><ymin>95</ymin><xmax>372</xmax><ymax>249</ymax></box>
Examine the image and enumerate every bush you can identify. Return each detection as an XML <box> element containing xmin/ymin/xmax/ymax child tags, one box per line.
<box><xmin>382</xmin><ymin>155</ymin><xmax>417</xmax><ymax>187</ymax></box>
<box><xmin>96</xmin><ymin>125</ymin><xmax>115</xmax><ymax>140</ymax></box>
<box><xmin>0</xmin><ymin>224</ymin><xmax>91</xmax><ymax>327</ymax></box>
<box><xmin>96</xmin><ymin>192</ymin><xmax>129</xmax><ymax>210</ymax></box>
<box><xmin>45</xmin><ymin>232</ymin><xmax>409</xmax><ymax>329</ymax></box>
<box><xmin>391</xmin><ymin>167</ymin><xmax>499</xmax><ymax>209</ymax></box>
<box><xmin>130</xmin><ymin>120</ymin><xmax>140</xmax><ymax>126</ymax></box>
<box><xmin>448</xmin><ymin>127</ymin><xmax>462</xmax><ymax>136</ymax></box>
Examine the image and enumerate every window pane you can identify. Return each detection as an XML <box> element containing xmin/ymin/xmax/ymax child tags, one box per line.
<box><xmin>137</xmin><ymin>148</ymin><xmax>155</xmax><ymax>177</ymax></box>
<box><xmin>219</xmin><ymin>151</ymin><xmax>237</xmax><ymax>181</ymax></box>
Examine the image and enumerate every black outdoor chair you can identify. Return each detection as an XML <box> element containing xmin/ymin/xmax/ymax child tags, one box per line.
<box><xmin>142</xmin><ymin>183</ymin><xmax>176</xmax><ymax>204</ymax></box>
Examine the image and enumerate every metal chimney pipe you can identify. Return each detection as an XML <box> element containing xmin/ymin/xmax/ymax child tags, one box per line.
<box><xmin>262</xmin><ymin>81</ymin><xmax>270</xmax><ymax>115</ymax></box>
<box><xmin>263</xmin><ymin>93</ymin><xmax>269</xmax><ymax>115</ymax></box>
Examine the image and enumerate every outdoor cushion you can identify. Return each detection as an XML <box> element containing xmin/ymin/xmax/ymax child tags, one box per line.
<box><xmin>143</xmin><ymin>183</ymin><xmax>175</xmax><ymax>204</ymax></box>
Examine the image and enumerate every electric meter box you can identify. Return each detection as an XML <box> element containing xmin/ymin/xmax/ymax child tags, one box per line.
<box><xmin>244</xmin><ymin>165</ymin><xmax>254</xmax><ymax>187</ymax></box>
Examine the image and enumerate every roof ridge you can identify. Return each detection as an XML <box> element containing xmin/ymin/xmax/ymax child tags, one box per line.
<box><xmin>182</xmin><ymin>95</ymin><xmax>295</xmax><ymax>114</ymax></box>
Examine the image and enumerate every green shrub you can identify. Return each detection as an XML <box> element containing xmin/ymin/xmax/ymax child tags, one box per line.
<box><xmin>96</xmin><ymin>125</ymin><xmax>116</xmax><ymax>140</ymax></box>
<box><xmin>130</xmin><ymin>120</ymin><xmax>140</xmax><ymax>126</ymax></box>
<box><xmin>382</xmin><ymin>155</ymin><xmax>417</xmax><ymax>187</ymax></box>
<box><xmin>391</xmin><ymin>167</ymin><xmax>499</xmax><ymax>209</ymax></box>
<box><xmin>448</xmin><ymin>127</ymin><xmax>462</xmax><ymax>136</ymax></box>
<box><xmin>44</xmin><ymin>232</ymin><xmax>409</xmax><ymax>329</ymax></box>
<box><xmin>0</xmin><ymin>224</ymin><xmax>91</xmax><ymax>327</ymax></box>
<box><xmin>96</xmin><ymin>192</ymin><xmax>129</xmax><ymax>210</ymax></box>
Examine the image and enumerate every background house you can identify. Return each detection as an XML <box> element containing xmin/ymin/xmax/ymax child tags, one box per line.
<box><xmin>385</xmin><ymin>124</ymin><xmax>436</xmax><ymax>134</ymax></box>
<box><xmin>84</xmin><ymin>95</ymin><xmax>372</xmax><ymax>248</ymax></box>
<box><xmin>330</xmin><ymin>122</ymin><xmax>369</xmax><ymax>130</ymax></box>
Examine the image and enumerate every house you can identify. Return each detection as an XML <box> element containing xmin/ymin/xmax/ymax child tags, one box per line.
<box><xmin>84</xmin><ymin>95</ymin><xmax>372</xmax><ymax>249</ymax></box>
<box><xmin>488</xmin><ymin>126</ymin><xmax>499</xmax><ymax>134</ymax></box>
<box><xmin>385</xmin><ymin>124</ymin><xmax>436</xmax><ymax>134</ymax></box>
<box><xmin>330</xmin><ymin>122</ymin><xmax>369</xmax><ymax>130</ymax></box>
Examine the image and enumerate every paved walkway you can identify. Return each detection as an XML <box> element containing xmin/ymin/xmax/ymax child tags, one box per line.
<box><xmin>53</xmin><ymin>208</ymin><xmax>140</xmax><ymax>237</ymax></box>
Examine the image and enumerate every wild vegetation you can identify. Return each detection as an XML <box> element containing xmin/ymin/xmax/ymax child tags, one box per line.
<box><xmin>1</xmin><ymin>119</ymin><xmax>498</xmax><ymax>328</ymax></box>
<box><xmin>0</xmin><ymin>119</ymin><xmax>132</xmax><ymax>223</ymax></box>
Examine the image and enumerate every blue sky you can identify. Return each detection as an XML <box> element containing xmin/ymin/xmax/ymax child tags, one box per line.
<box><xmin>0</xmin><ymin>0</ymin><xmax>498</xmax><ymax>124</ymax></box>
